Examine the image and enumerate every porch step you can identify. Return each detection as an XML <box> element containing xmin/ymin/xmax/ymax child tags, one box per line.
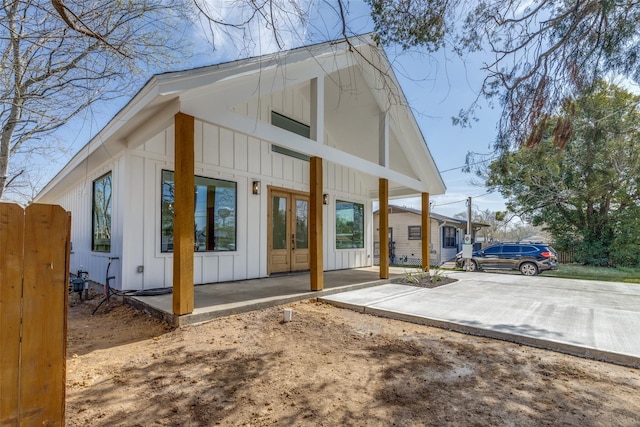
<box><xmin>440</xmin><ymin>261</ymin><xmax>458</xmax><ymax>269</ymax></box>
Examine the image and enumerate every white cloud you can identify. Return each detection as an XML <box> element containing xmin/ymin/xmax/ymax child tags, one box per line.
<box><xmin>194</xmin><ymin>0</ymin><xmax>312</xmax><ymax>59</ymax></box>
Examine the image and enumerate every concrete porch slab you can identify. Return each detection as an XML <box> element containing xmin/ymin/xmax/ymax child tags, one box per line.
<box><xmin>125</xmin><ymin>267</ymin><xmax>405</xmax><ymax>326</ymax></box>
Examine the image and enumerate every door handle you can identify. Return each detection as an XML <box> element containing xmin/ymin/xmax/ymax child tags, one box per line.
<box><xmin>291</xmin><ymin>234</ymin><xmax>295</xmax><ymax>250</ymax></box>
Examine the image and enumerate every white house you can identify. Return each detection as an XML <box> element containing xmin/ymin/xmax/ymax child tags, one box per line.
<box><xmin>373</xmin><ymin>205</ymin><xmax>490</xmax><ymax>266</ymax></box>
<box><xmin>35</xmin><ymin>35</ymin><xmax>446</xmax><ymax>317</ymax></box>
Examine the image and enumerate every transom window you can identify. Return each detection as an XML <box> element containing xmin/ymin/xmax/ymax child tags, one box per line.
<box><xmin>271</xmin><ymin>111</ymin><xmax>310</xmax><ymax>161</ymax></box>
<box><xmin>408</xmin><ymin>225</ymin><xmax>422</xmax><ymax>240</ymax></box>
<box><xmin>161</xmin><ymin>170</ymin><xmax>237</xmax><ymax>252</ymax></box>
<box><xmin>336</xmin><ymin>200</ymin><xmax>364</xmax><ymax>249</ymax></box>
<box><xmin>92</xmin><ymin>172</ymin><xmax>112</xmax><ymax>252</ymax></box>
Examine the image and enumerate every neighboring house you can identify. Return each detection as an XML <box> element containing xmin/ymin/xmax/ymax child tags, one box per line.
<box><xmin>373</xmin><ymin>205</ymin><xmax>488</xmax><ymax>266</ymax></box>
<box><xmin>35</xmin><ymin>35</ymin><xmax>445</xmax><ymax>316</ymax></box>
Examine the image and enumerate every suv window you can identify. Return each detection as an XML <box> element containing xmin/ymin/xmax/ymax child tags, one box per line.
<box><xmin>521</xmin><ymin>245</ymin><xmax>538</xmax><ymax>254</ymax></box>
<box><xmin>483</xmin><ymin>246</ymin><xmax>502</xmax><ymax>255</ymax></box>
<box><xmin>501</xmin><ymin>245</ymin><xmax>521</xmax><ymax>253</ymax></box>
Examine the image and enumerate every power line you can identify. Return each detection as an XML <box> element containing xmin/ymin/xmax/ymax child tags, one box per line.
<box><xmin>439</xmin><ymin>157</ymin><xmax>497</xmax><ymax>173</ymax></box>
<box><xmin>432</xmin><ymin>192</ymin><xmax>492</xmax><ymax>207</ymax></box>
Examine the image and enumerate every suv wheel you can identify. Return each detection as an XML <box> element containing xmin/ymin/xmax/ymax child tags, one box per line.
<box><xmin>468</xmin><ymin>260</ymin><xmax>479</xmax><ymax>272</ymax></box>
<box><xmin>519</xmin><ymin>262</ymin><xmax>538</xmax><ymax>276</ymax></box>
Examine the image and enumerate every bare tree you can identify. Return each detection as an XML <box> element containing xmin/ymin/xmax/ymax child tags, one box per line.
<box><xmin>8</xmin><ymin>0</ymin><xmax>629</xmax><ymax>203</ymax></box>
<box><xmin>0</xmin><ymin>0</ymin><xmax>193</xmax><ymax>201</ymax></box>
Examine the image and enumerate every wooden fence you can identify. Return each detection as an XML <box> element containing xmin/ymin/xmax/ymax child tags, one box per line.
<box><xmin>556</xmin><ymin>249</ymin><xmax>576</xmax><ymax>264</ymax></box>
<box><xmin>1</xmin><ymin>203</ymin><xmax>70</xmax><ymax>426</ymax></box>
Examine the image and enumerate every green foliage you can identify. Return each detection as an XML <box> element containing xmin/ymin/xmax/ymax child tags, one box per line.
<box><xmin>403</xmin><ymin>268</ymin><xmax>429</xmax><ymax>284</ymax></box>
<box><xmin>610</xmin><ymin>206</ymin><xmax>640</xmax><ymax>267</ymax></box>
<box><xmin>487</xmin><ymin>81</ymin><xmax>640</xmax><ymax>267</ymax></box>
<box><xmin>546</xmin><ymin>265</ymin><xmax>640</xmax><ymax>283</ymax></box>
<box><xmin>369</xmin><ymin>1</ymin><xmax>640</xmax><ymax>153</ymax></box>
<box><xmin>403</xmin><ymin>267</ymin><xmax>449</xmax><ymax>283</ymax></box>
<box><xmin>367</xmin><ymin>0</ymin><xmax>450</xmax><ymax>51</ymax></box>
<box><xmin>429</xmin><ymin>266</ymin><xmax>448</xmax><ymax>283</ymax></box>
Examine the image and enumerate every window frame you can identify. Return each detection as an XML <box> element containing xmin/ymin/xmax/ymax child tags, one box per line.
<box><xmin>92</xmin><ymin>172</ymin><xmax>112</xmax><ymax>253</ymax></box>
<box><xmin>335</xmin><ymin>200</ymin><xmax>365</xmax><ymax>249</ymax></box>
<box><xmin>483</xmin><ymin>246</ymin><xmax>502</xmax><ymax>255</ymax></box>
<box><xmin>442</xmin><ymin>226</ymin><xmax>457</xmax><ymax>248</ymax></box>
<box><xmin>408</xmin><ymin>225</ymin><xmax>422</xmax><ymax>240</ymax></box>
<box><xmin>270</xmin><ymin>111</ymin><xmax>311</xmax><ymax>161</ymax></box>
<box><xmin>160</xmin><ymin>170</ymin><xmax>238</xmax><ymax>253</ymax></box>
<box><xmin>501</xmin><ymin>245</ymin><xmax>521</xmax><ymax>254</ymax></box>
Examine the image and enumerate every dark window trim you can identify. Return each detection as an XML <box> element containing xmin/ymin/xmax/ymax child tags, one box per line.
<box><xmin>92</xmin><ymin>172</ymin><xmax>112</xmax><ymax>253</ymax></box>
<box><xmin>271</xmin><ymin>111</ymin><xmax>310</xmax><ymax>137</ymax></box>
<box><xmin>271</xmin><ymin>111</ymin><xmax>311</xmax><ymax>161</ymax></box>
<box><xmin>160</xmin><ymin>169</ymin><xmax>238</xmax><ymax>253</ymax></box>
<box><xmin>442</xmin><ymin>226</ymin><xmax>457</xmax><ymax>248</ymax></box>
<box><xmin>408</xmin><ymin>225</ymin><xmax>421</xmax><ymax>240</ymax></box>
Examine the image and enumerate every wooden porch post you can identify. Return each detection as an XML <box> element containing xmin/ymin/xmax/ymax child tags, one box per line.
<box><xmin>421</xmin><ymin>192</ymin><xmax>430</xmax><ymax>271</ymax></box>
<box><xmin>310</xmin><ymin>156</ymin><xmax>324</xmax><ymax>291</ymax></box>
<box><xmin>173</xmin><ymin>112</ymin><xmax>195</xmax><ymax>315</ymax></box>
<box><xmin>379</xmin><ymin>178</ymin><xmax>389</xmax><ymax>279</ymax></box>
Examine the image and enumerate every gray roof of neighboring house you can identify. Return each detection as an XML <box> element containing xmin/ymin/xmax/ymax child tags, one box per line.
<box><xmin>373</xmin><ymin>204</ymin><xmax>490</xmax><ymax>228</ymax></box>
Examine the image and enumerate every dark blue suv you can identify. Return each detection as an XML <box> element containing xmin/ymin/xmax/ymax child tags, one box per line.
<box><xmin>457</xmin><ymin>242</ymin><xmax>558</xmax><ymax>275</ymax></box>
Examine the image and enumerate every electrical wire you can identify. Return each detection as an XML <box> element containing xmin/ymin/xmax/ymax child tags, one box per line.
<box><xmin>432</xmin><ymin>192</ymin><xmax>492</xmax><ymax>207</ymax></box>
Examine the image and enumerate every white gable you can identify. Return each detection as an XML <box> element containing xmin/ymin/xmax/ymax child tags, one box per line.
<box><xmin>38</xmin><ymin>35</ymin><xmax>445</xmax><ymax>202</ymax></box>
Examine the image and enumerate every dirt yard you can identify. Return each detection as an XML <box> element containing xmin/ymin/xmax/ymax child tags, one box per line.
<box><xmin>66</xmin><ymin>290</ymin><xmax>640</xmax><ymax>426</ymax></box>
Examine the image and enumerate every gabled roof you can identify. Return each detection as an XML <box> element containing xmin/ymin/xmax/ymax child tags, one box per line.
<box><xmin>37</xmin><ymin>35</ymin><xmax>445</xmax><ymax>201</ymax></box>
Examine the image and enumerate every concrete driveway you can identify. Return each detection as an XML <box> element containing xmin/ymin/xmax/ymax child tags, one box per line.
<box><xmin>320</xmin><ymin>271</ymin><xmax>640</xmax><ymax>367</ymax></box>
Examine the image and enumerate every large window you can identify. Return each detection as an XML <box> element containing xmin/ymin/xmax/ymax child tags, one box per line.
<box><xmin>443</xmin><ymin>226</ymin><xmax>457</xmax><ymax>248</ymax></box>
<box><xmin>161</xmin><ymin>170</ymin><xmax>237</xmax><ymax>252</ymax></box>
<box><xmin>92</xmin><ymin>172</ymin><xmax>112</xmax><ymax>252</ymax></box>
<box><xmin>336</xmin><ymin>200</ymin><xmax>364</xmax><ymax>249</ymax></box>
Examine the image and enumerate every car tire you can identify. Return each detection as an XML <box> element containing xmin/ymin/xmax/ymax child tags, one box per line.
<box><xmin>519</xmin><ymin>262</ymin><xmax>538</xmax><ymax>276</ymax></box>
<box><xmin>468</xmin><ymin>260</ymin><xmax>479</xmax><ymax>272</ymax></box>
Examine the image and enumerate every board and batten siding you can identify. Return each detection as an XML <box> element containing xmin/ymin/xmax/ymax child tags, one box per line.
<box><xmin>122</xmin><ymin>117</ymin><xmax>371</xmax><ymax>290</ymax></box>
<box><xmin>43</xmin><ymin>156</ymin><xmax>125</xmax><ymax>288</ymax></box>
<box><xmin>42</xmin><ymin>80</ymin><xmax>375</xmax><ymax>291</ymax></box>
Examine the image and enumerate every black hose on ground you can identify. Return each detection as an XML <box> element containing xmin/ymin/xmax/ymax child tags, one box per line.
<box><xmin>130</xmin><ymin>288</ymin><xmax>173</xmax><ymax>296</ymax></box>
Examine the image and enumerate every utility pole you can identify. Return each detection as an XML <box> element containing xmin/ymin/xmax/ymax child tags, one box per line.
<box><xmin>466</xmin><ymin>197</ymin><xmax>472</xmax><ymax>241</ymax></box>
<box><xmin>464</xmin><ymin>197</ymin><xmax>472</xmax><ymax>271</ymax></box>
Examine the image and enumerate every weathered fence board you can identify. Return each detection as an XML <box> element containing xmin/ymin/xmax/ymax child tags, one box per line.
<box><xmin>0</xmin><ymin>203</ymin><xmax>24</xmax><ymax>424</ymax></box>
<box><xmin>0</xmin><ymin>203</ymin><xmax>70</xmax><ymax>426</ymax></box>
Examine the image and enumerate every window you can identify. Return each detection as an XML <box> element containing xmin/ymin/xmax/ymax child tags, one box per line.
<box><xmin>501</xmin><ymin>245</ymin><xmax>521</xmax><ymax>254</ymax></box>
<box><xmin>442</xmin><ymin>226</ymin><xmax>456</xmax><ymax>248</ymax></box>
<box><xmin>161</xmin><ymin>170</ymin><xmax>237</xmax><ymax>252</ymax></box>
<box><xmin>408</xmin><ymin>225</ymin><xmax>421</xmax><ymax>240</ymax></box>
<box><xmin>336</xmin><ymin>200</ymin><xmax>364</xmax><ymax>249</ymax></box>
<box><xmin>271</xmin><ymin>111</ymin><xmax>311</xmax><ymax>161</ymax></box>
<box><xmin>271</xmin><ymin>111</ymin><xmax>310</xmax><ymax>138</ymax></box>
<box><xmin>92</xmin><ymin>173</ymin><xmax>112</xmax><ymax>252</ymax></box>
<box><xmin>483</xmin><ymin>246</ymin><xmax>502</xmax><ymax>255</ymax></box>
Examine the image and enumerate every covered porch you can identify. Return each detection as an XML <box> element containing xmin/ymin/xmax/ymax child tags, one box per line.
<box><xmin>126</xmin><ymin>267</ymin><xmax>405</xmax><ymax>326</ymax></box>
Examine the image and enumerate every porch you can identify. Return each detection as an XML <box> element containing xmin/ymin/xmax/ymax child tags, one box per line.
<box><xmin>125</xmin><ymin>267</ymin><xmax>404</xmax><ymax>327</ymax></box>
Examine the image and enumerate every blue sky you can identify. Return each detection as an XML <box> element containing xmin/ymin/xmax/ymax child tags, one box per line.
<box><xmin>44</xmin><ymin>1</ymin><xmax>506</xmax><ymax>217</ymax></box>
<box><xmin>381</xmin><ymin>47</ymin><xmax>506</xmax><ymax>217</ymax></box>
